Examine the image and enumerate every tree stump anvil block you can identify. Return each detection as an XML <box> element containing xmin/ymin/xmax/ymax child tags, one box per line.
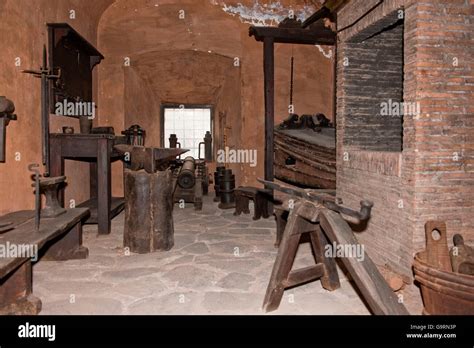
<box><xmin>124</xmin><ymin>169</ymin><xmax>175</xmax><ymax>253</ymax></box>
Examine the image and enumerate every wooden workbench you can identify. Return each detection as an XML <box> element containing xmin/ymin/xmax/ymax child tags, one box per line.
<box><xmin>49</xmin><ymin>133</ymin><xmax>126</xmax><ymax>235</ymax></box>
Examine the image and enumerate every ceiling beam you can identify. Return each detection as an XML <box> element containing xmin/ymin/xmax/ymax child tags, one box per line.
<box><xmin>249</xmin><ymin>26</ymin><xmax>336</xmax><ymax>46</ymax></box>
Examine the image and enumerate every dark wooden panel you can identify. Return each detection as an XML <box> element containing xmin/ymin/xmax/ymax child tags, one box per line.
<box><xmin>79</xmin><ymin>197</ymin><xmax>124</xmax><ymax>224</ymax></box>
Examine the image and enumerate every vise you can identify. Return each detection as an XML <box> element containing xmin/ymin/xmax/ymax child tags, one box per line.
<box><xmin>0</xmin><ymin>96</ymin><xmax>17</xmax><ymax>163</ymax></box>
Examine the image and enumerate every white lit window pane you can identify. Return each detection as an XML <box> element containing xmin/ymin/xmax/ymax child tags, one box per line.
<box><xmin>164</xmin><ymin>107</ymin><xmax>211</xmax><ymax>158</ymax></box>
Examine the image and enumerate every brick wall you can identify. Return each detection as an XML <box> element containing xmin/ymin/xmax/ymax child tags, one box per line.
<box><xmin>405</xmin><ymin>0</ymin><xmax>474</xmax><ymax>250</ymax></box>
<box><xmin>336</xmin><ymin>0</ymin><xmax>473</xmax><ymax>281</ymax></box>
<box><xmin>342</xmin><ymin>20</ymin><xmax>404</xmax><ymax>151</ymax></box>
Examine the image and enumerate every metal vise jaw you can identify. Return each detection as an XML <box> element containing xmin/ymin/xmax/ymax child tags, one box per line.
<box><xmin>0</xmin><ymin>96</ymin><xmax>17</xmax><ymax>162</ymax></box>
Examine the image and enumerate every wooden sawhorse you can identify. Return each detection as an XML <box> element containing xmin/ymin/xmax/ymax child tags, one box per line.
<box><xmin>263</xmin><ymin>199</ymin><xmax>409</xmax><ymax>315</ymax></box>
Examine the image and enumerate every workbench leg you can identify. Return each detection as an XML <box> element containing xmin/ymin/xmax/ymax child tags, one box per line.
<box><xmin>310</xmin><ymin>227</ymin><xmax>340</xmax><ymax>291</ymax></box>
<box><xmin>49</xmin><ymin>137</ymin><xmax>65</xmax><ymax>206</ymax></box>
<box><xmin>0</xmin><ymin>260</ymin><xmax>41</xmax><ymax>315</ymax></box>
<box><xmin>97</xmin><ymin>139</ymin><xmax>112</xmax><ymax>235</ymax></box>
<box><xmin>262</xmin><ymin>210</ymin><xmax>302</xmax><ymax>312</ymax></box>
<box><xmin>90</xmin><ymin>162</ymin><xmax>97</xmax><ymax>199</ymax></box>
<box><xmin>41</xmin><ymin>222</ymin><xmax>89</xmax><ymax>261</ymax></box>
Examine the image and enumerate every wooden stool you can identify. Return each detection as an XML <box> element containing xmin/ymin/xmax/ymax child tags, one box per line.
<box><xmin>234</xmin><ymin>186</ymin><xmax>272</xmax><ymax>220</ymax></box>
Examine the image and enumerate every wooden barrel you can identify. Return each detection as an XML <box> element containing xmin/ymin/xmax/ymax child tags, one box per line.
<box><xmin>124</xmin><ymin>169</ymin><xmax>174</xmax><ymax>253</ymax></box>
<box><xmin>413</xmin><ymin>250</ymin><xmax>474</xmax><ymax>315</ymax></box>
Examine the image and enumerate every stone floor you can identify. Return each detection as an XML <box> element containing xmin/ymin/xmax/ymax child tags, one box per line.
<box><xmin>33</xmin><ymin>195</ymin><xmax>422</xmax><ymax>315</ymax></box>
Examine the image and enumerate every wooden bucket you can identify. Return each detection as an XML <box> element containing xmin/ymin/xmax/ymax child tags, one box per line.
<box><xmin>413</xmin><ymin>221</ymin><xmax>474</xmax><ymax>315</ymax></box>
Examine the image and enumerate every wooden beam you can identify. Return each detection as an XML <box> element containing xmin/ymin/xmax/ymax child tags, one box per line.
<box><xmin>263</xmin><ymin>37</ymin><xmax>274</xmax><ymax>182</ymax></box>
<box><xmin>249</xmin><ymin>26</ymin><xmax>335</xmax><ymax>45</ymax></box>
<box><xmin>319</xmin><ymin>209</ymin><xmax>410</xmax><ymax>315</ymax></box>
<box><xmin>283</xmin><ymin>264</ymin><xmax>325</xmax><ymax>288</ymax></box>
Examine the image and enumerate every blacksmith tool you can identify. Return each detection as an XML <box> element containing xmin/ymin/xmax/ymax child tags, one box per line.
<box><xmin>0</xmin><ymin>96</ymin><xmax>17</xmax><ymax>163</ymax></box>
<box><xmin>114</xmin><ymin>145</ymin><xmax>189</xmax><ymax>173</ymax></box>
<box><xmin>258</xmin><ymin>179</ymin><xmax>373</xmax><ymax>224</ymax></box>
<box><xmin>28</xmin><ymin>163</ymin><xmax>42</xmax><ymax>231</ymax></box>
<box><xmin>22</xmin><ymin>45</ymin><xmax>60</xmax><ymax>176</ymax></box>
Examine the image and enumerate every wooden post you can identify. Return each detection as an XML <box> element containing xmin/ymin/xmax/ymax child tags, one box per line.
<box><xmin>263</xmin><ymin>37</ymin><xmax>275</xmax><ymax>183</ymax></box>
<box><xmin>97</xmin><ymin>138</ymin><xmax>112</xmax><ymax>235</ymax></box>
<box><xmin>124</xmin><ymin>169</ymin><xmax>175</xmax><ymax>253</ymax></box>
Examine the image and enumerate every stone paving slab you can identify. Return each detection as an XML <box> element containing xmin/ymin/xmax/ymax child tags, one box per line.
<box><xmin>32</xmin><ymin>195</ymin><xmax>381</xmax><ymax>315</ymax></box>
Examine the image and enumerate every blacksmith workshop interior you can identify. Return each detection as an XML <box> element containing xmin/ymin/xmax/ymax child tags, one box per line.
<box><xmin>0</xmin><ymin>0</ymin><xmax>472</xmax><ymax>315</ymax></box>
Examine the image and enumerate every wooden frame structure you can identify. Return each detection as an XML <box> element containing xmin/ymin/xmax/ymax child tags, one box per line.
<box><xmin>249</xmin><ymin>21</ymin><xmax>336</xmax><ymax>185</ymax></box>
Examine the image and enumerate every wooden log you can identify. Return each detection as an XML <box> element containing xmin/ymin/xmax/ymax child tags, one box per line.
<box><xmin>319</xmin><ymin>209</ymin><xmax>409</xmax><ymax>315</ymax></box>
<box><xmin>124</xmin><ymin>169</ymin><xmax>174</xmax><ymax>253</ymax></box>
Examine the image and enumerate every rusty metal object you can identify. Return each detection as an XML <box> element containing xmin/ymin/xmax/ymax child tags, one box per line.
<box><xmin>177</xmin><ymin>156</ymin><xmax>196</xmax><ymax>189</ymax></box>
<box><xmin>114</xmin><ymin>145</ymin><xmax>188</xmax><ymax>173</ymax></box>
<box><xmin>0</xmin><ymin>96</ymin><xmax>17</xmax><ymax>163</ymax></box>
<box><xmin>450</xmin><ymin>234</ymin><xmax>474</xmax><ymax>276</ymax></box>
<box><xmin>173</xmin><ymin>157</ymin><xmax>204</xmax><ymax>210</ymax></box>
<box><xmin>414</xmin><ymin>221</ymin><xmax>474</xmax><ymax>315</ymax></box>
<box><xmin>122</xmin><ymin>124</ymin><xmax>145</xmax><ymax>146</ymax></box>
<box><xmin>196</xmin><ymin>160</ymin><xmax>209</xmax><ymax>195</ymax></box>
<box><xmin>39</xmin><ymin>176</ymin><xmax>67</xmax><ymax>218</ymax></box>
<box><xmin>169</xmin><ymin>134</ymin><xmax>179</xmax><ymax>148</ymax></box>
<box><xmin>218</xmin><ymin>169</ymin><xmax>236</xmax><ymax>209</ymax></box>
<box><xmin>22</xmin><ymin>45</ymin><xmax>60</xmax><ymax>176</ymax></box>
<box><xmin>276</xmin><ymin>113</ymin><xmax>332</xmax><ymax>131</ymax></box>
<box><xmin>259</xmin><ymin>179</ymin><xmax>372</xmax><ymax>224</ymax></box>
<box><xmin>198</xmin><ymin>131</ymin><xmax>212</xmax><ymax>161</ymax></box>
<box><xmin>124</xmin><ymin>169</ymin><xmax>174</xmax><ymax>253</ymax></box>
<box><xmin>213</xmin><ymin>166</ymin><xmax>226</xmax><ymax>202</ymax></box>
<box><xmin>28</xmin><ymin>164</ymin><xmax>41</xmax><ymax>231</ymax></box>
